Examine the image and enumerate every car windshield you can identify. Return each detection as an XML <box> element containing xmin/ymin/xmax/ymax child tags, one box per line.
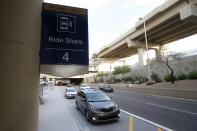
<box><xmin>86</xmin><ymin>92</ymin><xmax>110</xmax><ymax>102</ymax></box>
<box><xmin>82</xmin><ymin>86</ymin><xmax>90</xmax><ymax>88</ymax></box>
<box><xmin>66</xmin><ymin>88</ymin><xmax>77</xmax><ymax>92</ymax></box>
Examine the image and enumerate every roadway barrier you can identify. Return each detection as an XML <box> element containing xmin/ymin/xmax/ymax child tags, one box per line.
<box><xmin>121</xmin><ymin>110</ymin><xmax>174</xmax><ymax>131</ymax></box>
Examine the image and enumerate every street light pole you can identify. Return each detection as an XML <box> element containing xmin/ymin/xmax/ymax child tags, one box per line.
<box><xmin>141</xmin><ymin>18</ymin><xmax>151</xmax><ymax>80</ymax></box>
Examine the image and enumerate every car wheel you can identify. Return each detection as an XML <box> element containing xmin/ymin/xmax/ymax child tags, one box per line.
<box><xmin>85</xmin><ymin>110</ymin><xmax>90</xmax><ymax>121</ymax></box>
<box><xmin>76</xmin><ymin>101</ymin><xmax>79</xmax><ymax>110</ymax></box>
<box><xmin>116</xmin><ymin>116</ymin><xmax>120</xmax><ymax>122</ymax></box>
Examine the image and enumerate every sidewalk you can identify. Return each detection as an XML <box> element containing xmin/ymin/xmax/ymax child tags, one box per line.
<box><xmin>39</xmin><ymin>86</ymin><xmax>79</xmax><ymax>131</ymax></box>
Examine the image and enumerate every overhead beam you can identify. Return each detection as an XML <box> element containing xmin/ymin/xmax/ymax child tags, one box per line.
<box><xmin>155</xmin><ymin>24</ymin><xmax>197</xmax><ymax>43</ymax></box>
<box><xmin>111</xmin><ymin>46</ymin><xmax>137</xmax><ymax>58</ymax></box>
<box><xmin>136</xmin><ymin>15</ymin><xmax>180</xmax><ymax>40</ymax></box>
<box><xmin>130</xmin><ymin>0</ymin><xmax>187</xmax><ymax>40</ymax></box>
<box><xmin>127</xmin><ymin>39</ymin><xmax>137</xmax><ymax>47</ymax></box>
<box><xmin>180</xmin><ymin>4</ymin><xmax>197</xmax><ymax>24</ymax></box>
<box><xmin>160</xmin><ymin>28</ymin><xmax>197</xmax><ymax>43</ymax></box>
<box><xmin>147</xmin><ymin>22</ymin><xmax>186</xmax><ymax>42</ymax></box>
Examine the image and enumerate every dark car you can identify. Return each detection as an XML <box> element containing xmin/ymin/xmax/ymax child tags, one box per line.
<box><xmin>99</xmin><ymin>85</ymin><xmax>114</xmax><ymax>92</ymax></box>
<box><xmin>75</xmin><ymin>89</ymin><xmax>120</xmax><ymax>122</ymax></box>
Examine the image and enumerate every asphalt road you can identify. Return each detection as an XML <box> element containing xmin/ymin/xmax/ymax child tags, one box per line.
<box><xmin>39</xmin><ymin>86</ymin><xmax>130</xmax><ymax>131</ymax></box>
<box><xmin>39</xmin><ymin>86</ymin><xmax>197</xmax><ymax>131</ymax></box>
<box><xmin>111</xmin><ymin>91</ymin><xmax>197</xmax><ymax>131</ymax></box>
<box><xmin>65</xmin><ymin>99</ymin><xmax>130</xmax><ymax>131</ymax></box>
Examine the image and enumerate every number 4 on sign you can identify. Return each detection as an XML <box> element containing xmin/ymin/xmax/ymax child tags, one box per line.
<box><xmin>62</xmin><ymin>52</ymin><xmax>69</xmax><ymax>62</ymax></box>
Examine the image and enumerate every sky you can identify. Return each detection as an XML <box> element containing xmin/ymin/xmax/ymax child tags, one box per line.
<box><xmin>44</xmin><ymin>0</ymin><xmax>197</xmax><ymax>58</ymax></box>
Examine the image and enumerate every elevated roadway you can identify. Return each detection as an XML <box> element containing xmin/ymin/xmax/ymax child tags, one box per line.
<box><xmin>97</xmin><ymin>0</ymin><xmax>197</xmax><ymax>60</ymax></box>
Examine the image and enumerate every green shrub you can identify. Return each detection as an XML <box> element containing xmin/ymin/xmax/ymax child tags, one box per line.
<box><xmin>96</xmin><ymin>71</ymin><xmax>109</xmax><ymax>77</ymax></box>
<box><xmin>151</xmin><ymin>73</ymin><xmax>162</xmax><ymax>83</ymax></box>
<box><xmin>164</xmin><ymin>74</ymin><xmax>176</xmax><ymax>82</ymax></box>
<box><xmin>187</xmin><ymin>72</ymin><xmax>197</xmax><ymax>79</ymax></box>
<box><xmin>113</xmin><ymin>65</ymin><xmax>130</xmax><ymax>75</ymax></box>
<box><xmin>123</xmin><ymin>76</ymin><xmax>133</xmax><ymax>82</ymax></box>
<box><xmin>98</xmin><ymin>77</ymin><xmax>104</xmax><ymax>83</ymax></box>
<box><xmin>113</xmin><ymin>78</ymin><xmax>121</xmax><ymax>83</ymax></box>
<box><xmin>177</xmin><ymin>74</ymin><xmax>186</xmax><ymax>80</ymax></box>
<box><xmin>132</xmin><ymin>76</ymin><xmax>148</xmax><ymax>84</ymax></box>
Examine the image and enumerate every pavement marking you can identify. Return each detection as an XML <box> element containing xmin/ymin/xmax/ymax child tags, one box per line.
<box><xmin>120</xmin><ymin>109</ymin><xmax>174</xmax><ymax>131</ymax></box>
<box><xmin>146</xmin><ymin>102</ymin><xmax>197</xmax><ymax>116</ymax></box>
<box><xmin>115</xmin><ymin>90</ymin><xmax>197</xmax><ymax>103</ymax></box>
<box><xmin>158</xmin><ymin>128</ymin><xmax>163</xmax><ymax>131</ymax></box>
<box><xmin>129</xmin><ymin>115</ymin><xmax>133</xmax><ymax>131</ymax></box>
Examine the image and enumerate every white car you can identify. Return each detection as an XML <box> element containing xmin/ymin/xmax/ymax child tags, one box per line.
<box><xmin>65</xmin><ymin>87</ymin><xmax>77</xmax><ymax>99</ymax></box>
<box><xmin>79</xmin><ymin>84</ymin><xmax>91</xmax><ymax>91</ymax></box>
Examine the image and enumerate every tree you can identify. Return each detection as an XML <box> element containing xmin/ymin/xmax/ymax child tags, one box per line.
<box><xmin>162</xmin><ymin>51</ymin><xmax>184</xmax><ymax>84</ymax></box>
<box><xmin>164</xmin><ymin>57</ymin><xmax>175</xmax><ymax>84</ymax></box>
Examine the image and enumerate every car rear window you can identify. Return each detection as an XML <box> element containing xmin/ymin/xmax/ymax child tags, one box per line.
<box><xmin>67</xmin><ymin>88</ymin><xmax>76</xmax><ymax>92</ymax></box>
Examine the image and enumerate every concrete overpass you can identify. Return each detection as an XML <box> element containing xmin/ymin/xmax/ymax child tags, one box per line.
<box><xmin>97</xmin><ymin>0</ymin><xmax>197</xmax><ymax>64</ymax></box>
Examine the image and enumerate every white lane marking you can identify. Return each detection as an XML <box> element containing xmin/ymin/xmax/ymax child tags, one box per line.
<box><xmin>146</xmin><ymin>102</ymin><xmax>197</xmax><ymax>116</ymax></box>
<box><xmin>120</xmin><ymin>109</ymin><xmax>174</xmax><ymax>131</ymax></box>
<box><xmin>115</xmin><ymin>90</ymin><xmax>197</xmax><ymax>103</ymax></box>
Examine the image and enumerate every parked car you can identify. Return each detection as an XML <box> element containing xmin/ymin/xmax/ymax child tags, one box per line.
<box><xmin>65</xmin><ymin>87</ymin><xmax>77</xmax><ymax>99</ymax></box>
<box><xmin>75</xmin><ymin>89</ymin><xmax>120</xmax><ymax>122</ymax></box>
<box><xmin>79</xmin><ymin>84</ymin><xmax>91</xmax><ymax>91</ymax></box>
<box><xmin>99</xmin><ymin>85</ymin><xmax>114</xmax><ymax>92</ymax></box>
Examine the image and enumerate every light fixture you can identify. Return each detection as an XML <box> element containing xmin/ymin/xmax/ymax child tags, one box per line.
<box><xmin>139</xmin><ymin>17</ymin><xmax>151</xmax><ymax>80</ymax></box>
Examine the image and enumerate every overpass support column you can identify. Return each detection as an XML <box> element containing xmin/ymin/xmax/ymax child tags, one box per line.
<box><xmin>154</xmin><ymin>45</ymin><xmax>164</xmax><ymax>62</ymax></box>
<box><xmin>155</xmin><ymin>49</ymin><xmax>162</xmax><ymax>62</ymax></box>
<box><xmin>0</xmin><ymin>0</ymin><xmax>42</xmax><ymax>131</ymax></box>
<box><xmin>138</xmin><ymin>48</ymin><xmax>145</xmax><ymax>66</ymax></box>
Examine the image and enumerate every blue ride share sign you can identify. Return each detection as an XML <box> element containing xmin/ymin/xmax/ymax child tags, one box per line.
<box><xmin>40</xmin><ymin>3</ymin><xmax>89</xmax><ymax>65</ymax></box>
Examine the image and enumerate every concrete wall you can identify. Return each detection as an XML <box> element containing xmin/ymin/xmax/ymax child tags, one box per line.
<box><xmin>0</xmin><ymin>0</ymin><xmax>42</xmax><ymax>131</ymax></box>
<box><xmin>131</xmin><ymin>55</ymin><xmax>197</xmax><ymax>80</ymax></box>
<box><xmin>94</xmin><ymin>55</ymin><xmax>197</xmax><ymax>82</ymax></box>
